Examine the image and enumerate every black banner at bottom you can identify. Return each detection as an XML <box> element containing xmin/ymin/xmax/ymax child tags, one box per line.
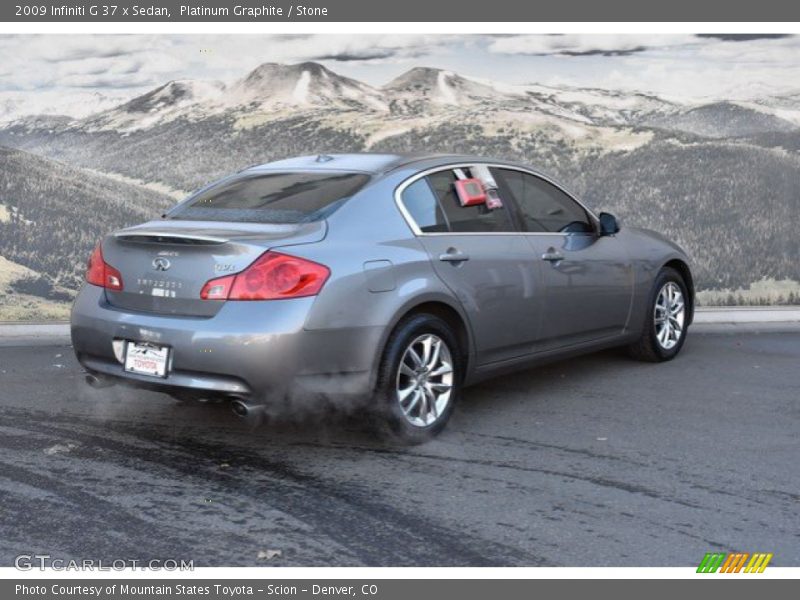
<box><xmin>3</xmin><ymin>579</ymin><xmax>794</xmax><ymax>600</ymax></box>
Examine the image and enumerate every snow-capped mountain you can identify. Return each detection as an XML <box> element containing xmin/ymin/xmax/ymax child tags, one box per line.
<box><xmin>85</xmin><ymin>79</ymin><xmax>225</xmax><ymax>131</ymax></box>
<box><xmin>382</xmin><ymin>67</ymin><xmax>520</xmax><ymax>111</ymax></box>
<box><xmin>82</xmin><ymin>62</ymin><xmax>391</xmax><ymax>132</ymax></box>
<box><xmin>27</xmin><ymin>61</ymin><xmax>800</xmax><ymax>138</ymax></box>
<box><xmin>226</xmin><ymin>62</ymin><xmax>388</xmax><ymax>112</ymax></box>
<box><xmin>121</xmin><ymin>80</ymin><xmax>224</xmax><ymax>114</ymax></box>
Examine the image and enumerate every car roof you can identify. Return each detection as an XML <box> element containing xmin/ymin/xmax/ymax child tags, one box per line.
<box><xmin>241</xmin><ymin>153</ymin><xmax>517</xmax><ymax>176</ymax></box>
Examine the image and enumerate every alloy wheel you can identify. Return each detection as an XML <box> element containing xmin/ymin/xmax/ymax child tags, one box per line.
<box><xmin>654</xmin><ymin>281</ymin><xmax>685</xmax><ymax>350</ymax></box>
<box><xmin>395</xmin><ymin>334</ymin><xmax>454</xmax><ymax>427</ymax></box>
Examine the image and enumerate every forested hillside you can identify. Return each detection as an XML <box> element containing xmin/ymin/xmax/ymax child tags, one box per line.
<box><xmin>0</xmin><ymin>147</ymin><xmax>171</xmax><ymax>293</ymax></box>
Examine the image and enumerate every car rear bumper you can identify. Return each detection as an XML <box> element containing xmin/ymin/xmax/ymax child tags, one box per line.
<box><xmin>71</xmin><ymin>285</ymin><xmax>382</xmax><ymax>401</ymax></box>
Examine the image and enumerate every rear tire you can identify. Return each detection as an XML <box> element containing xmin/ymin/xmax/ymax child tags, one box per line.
<box><xmin>628</xmin><ymin>267</ymin><xmax>689</xmax><ymax>362</ymax></box>
<box><xmin>373</xmin><ymin>313</ymin><xmax>462</xmax><ymax>445</ymax></box>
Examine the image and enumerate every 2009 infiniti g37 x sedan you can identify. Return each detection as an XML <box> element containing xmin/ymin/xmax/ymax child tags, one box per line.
<box><xmin>71</xmin><ymin>153</ymin><xmax>694</xmax><ymax>443</ymax></box>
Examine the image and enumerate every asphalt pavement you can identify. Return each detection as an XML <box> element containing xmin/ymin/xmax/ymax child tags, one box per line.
<box><xmin>0</xmin><ymin>329</ymin><xmax>798</xmax><ymax>567</ymax></box>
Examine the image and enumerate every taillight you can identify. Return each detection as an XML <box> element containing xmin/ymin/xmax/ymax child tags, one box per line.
<box><xmin>200</xmin><ymin>251</ymin><xmax>329</xmax><ymax>301</ymax></box>
<box><xmin>85</xmin><ymin>243</ymin><xmax>123</xmax><ymax>291</ymax></box>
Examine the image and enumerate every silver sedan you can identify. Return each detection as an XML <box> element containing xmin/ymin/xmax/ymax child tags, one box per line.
<box><xmin>71</xmin><ymin>153</ymin><xmax>694</xmax><ymax>443</ymax></box>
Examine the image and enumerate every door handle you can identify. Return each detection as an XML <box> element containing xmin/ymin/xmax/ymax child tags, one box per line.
<box><xmin>439</xmin><ymin>249</ymin><xmax>470</xmax><ymax>263</ymax></box>
<box><xmin>541</xmin><ymin>248</ymin><xmax>565</xmax><ymax>262</ymax></box>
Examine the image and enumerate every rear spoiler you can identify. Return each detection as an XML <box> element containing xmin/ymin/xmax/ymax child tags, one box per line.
<box><xmin>113</xmin><ymin>231</ymin><xmax>228</xmax><ymax>244</ymax></box>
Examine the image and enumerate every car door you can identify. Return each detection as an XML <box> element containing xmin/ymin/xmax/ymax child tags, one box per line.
<box><xmin>491</xmin><ymin>168</ymin><xmax>634</xmax><ymax>349</ymax></box>
<box><xmin>398</xmin><ymin>168</ymin><xmax>545</xmax><ymax>365</ymax></box>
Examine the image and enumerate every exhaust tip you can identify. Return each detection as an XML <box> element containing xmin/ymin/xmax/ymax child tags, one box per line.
<box><xmin>231</xmin><ymin>399</ymin><xmax>249</xmax><ymax>418</ymax></box>
<box><xmin>231</xmin><ymin>397</ymin><xmax>266</xmax><ymax>422</ymax></box>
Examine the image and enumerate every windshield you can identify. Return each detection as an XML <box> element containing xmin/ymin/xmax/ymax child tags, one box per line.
<box><xmin>167</xmin><ymin>171</ymin><xmax>371</xmax><ymax>224</ymax></box>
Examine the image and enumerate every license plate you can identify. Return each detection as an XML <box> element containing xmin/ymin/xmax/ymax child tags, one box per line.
<box><xmin>124</xmin><ymin>342</ymin><xmax>170</xmax><ymax>378</ymax></box>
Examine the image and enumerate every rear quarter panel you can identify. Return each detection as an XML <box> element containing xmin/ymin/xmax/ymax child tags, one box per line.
<box><xmin>275</xmin><ymin>169</ymin><xmax>475</xmax><ymax>385</ymax></box>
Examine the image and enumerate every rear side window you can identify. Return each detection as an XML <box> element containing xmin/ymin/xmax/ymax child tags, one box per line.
<box><xmin>168</xmin><ymin>171</ymin><xmax>370</xmax><ymax>224</ymax></box>
<box><xmin>400</xmin><ymin>179</ymin><xmax>449</xmax><ymax>233</ymax></box>
<box><xmin>425</xmin><ymin>170</ymin><xmax>514</xmax><ymax>233</ymax></box>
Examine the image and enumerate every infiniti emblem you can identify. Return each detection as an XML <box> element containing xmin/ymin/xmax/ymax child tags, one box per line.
<box><xmin>152</xmin><ymin>257</ymin><xmax>171</xmax><ymax>271</ymax></box>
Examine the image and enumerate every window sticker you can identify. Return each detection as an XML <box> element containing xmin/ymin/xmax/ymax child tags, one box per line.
<box><xmin>454</xmin><ymin>178</ymin><xmax>487</xmax><ymax>206</ymax></box>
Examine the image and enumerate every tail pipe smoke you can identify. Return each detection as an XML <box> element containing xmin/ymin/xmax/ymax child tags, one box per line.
<box><xmin>85</xmin><ymin>374</ymin><xmax>115</xmax><ymax>389</ymax></box>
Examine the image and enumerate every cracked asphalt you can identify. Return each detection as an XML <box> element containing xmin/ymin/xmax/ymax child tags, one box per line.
<box><xmin>0</xmin><ymin>329</ymin><xmax>797</xmax><ymax>567</ymax></box>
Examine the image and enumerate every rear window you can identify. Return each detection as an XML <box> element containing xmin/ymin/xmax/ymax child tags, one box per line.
<box><xmin>168</xmin><ymin>171</ymin><xmax>370</xmax><ymax>224</ymax></box>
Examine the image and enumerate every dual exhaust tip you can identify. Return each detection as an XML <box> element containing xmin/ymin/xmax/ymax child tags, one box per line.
<box><xmin>84</xmin><ymin>374</ymin><xmax>261</xmax><ymax>420</ymax></box>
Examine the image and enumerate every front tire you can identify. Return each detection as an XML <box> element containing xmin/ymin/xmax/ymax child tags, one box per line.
<box><xmin>628</xmin><ymin>267</ymin><xmax>689</xmax><ymax>362</ymax></box>
<box><xmin>374</xmin><ymin>314</ymin><xmax>462</xmax><ymax>444</ymax></box>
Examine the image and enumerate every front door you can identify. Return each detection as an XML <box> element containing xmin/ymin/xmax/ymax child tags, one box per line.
<box><xmin>491</xmin><ymin>168</ymin><xmax>634</xmax><ymax>349</ymax></box>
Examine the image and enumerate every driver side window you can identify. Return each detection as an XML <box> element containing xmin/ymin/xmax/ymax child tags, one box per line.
<box><xmin>493</xmin><ymin>168</ymin><xmax>593</xmax><ymax>234</ymax></box>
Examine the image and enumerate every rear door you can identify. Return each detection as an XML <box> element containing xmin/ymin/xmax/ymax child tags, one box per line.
<box><xmin>399</xmin><ymin>168</ymin><xmax>545</xmax><ymax>365</ymax></box>
<box><xmin>492</xmin><ymin>168</ymin><xmax>633</xmax><ymax>348</ymax></box>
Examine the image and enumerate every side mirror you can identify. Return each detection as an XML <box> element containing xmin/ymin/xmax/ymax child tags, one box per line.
<box><xmin>599</xmin><ymin>212</ymin><xmax>620</xmax><ymax>236</ymax></box>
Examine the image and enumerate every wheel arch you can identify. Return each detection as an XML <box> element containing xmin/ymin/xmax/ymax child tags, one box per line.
<box><xmin>401</xmin><ymin>301</ymin><xmax>470</xmax><ymax>363</ymax></box>
<box><xmin>374</xmin><ymin>297</ymin><xmax>474</xmax><ymax>389</ymax></box>
<box><xmin>663</xmin><ymin>258</ymin><xmax>695</xmax><ymax>325</ymax></box>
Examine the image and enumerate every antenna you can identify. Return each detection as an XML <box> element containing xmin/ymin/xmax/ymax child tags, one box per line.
<box><xmin>316</xmin><ymin>154</ymin><xmax>334</xmax><ymax>163</ymax></box>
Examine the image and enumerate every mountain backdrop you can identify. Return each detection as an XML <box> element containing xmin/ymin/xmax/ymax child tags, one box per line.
<box><xmin>1</xmin><ymin>61</ymin><xmax>799</xmax><ymax>319</ymax></box>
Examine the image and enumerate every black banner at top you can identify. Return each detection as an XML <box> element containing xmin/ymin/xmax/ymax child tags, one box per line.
<box><xmin>4</xmin><ymin>0</ymin><xmax>800</xmax><ymax>22</ymax></box>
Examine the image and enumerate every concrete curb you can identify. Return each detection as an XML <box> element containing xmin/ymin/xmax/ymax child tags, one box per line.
<box><xmin>694</xmin><ymin>307</ymin><xmax>800</xmax><ymax>324</ymax></box>
<box><xmin>0</xmin><ymin>322</ymin><xmax>70</xmax><ymax>346</ymax></box>
<box><xmin>0</xmin><ymin>308</ymin><xmax>799</xmax><ymax>345</ymax></box>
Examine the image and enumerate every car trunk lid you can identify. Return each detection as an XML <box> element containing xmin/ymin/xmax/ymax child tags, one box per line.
<box><xmin>100</xmin><ymin>219</ymin><xmax>326</xmax><ymax>317</ymax></box>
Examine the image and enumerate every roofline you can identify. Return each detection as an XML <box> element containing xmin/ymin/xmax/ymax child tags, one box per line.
<box><xmin>379</xmin><ymin>154</ymin><xmax>484</xmax><ymax>174</ymax></box>
<box><xmin>239</xmin><ymin>153</ymin><xmax>495</xmax><ymax>176</ymax></box>
<box><xmin>236</xmin><ymin>153</ymin><xmax>571</xmax><ymax>187</ymax></box>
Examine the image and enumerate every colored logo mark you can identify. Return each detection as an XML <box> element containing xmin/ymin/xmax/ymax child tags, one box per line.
<box><xmin>697</xmin><ymin>552</ymin><xmax>773</xmax><ymax>573</ymax></box>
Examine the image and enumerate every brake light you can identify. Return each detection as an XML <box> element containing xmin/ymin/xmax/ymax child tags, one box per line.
<box><xmin>85</xmin><ymin>243</ymin><xmax>123</xmax><ymax>291</ymax></box>
<box><xmin>200</xmin><ymin>251</ymin><xmax>329</xmax><ymax>301</ymax></box>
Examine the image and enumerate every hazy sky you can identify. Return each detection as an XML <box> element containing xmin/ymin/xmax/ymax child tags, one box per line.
<box><xmin>1</xmin><ymin>34</ymin><xmax>799</xmax><ymax>104</ymax></box>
